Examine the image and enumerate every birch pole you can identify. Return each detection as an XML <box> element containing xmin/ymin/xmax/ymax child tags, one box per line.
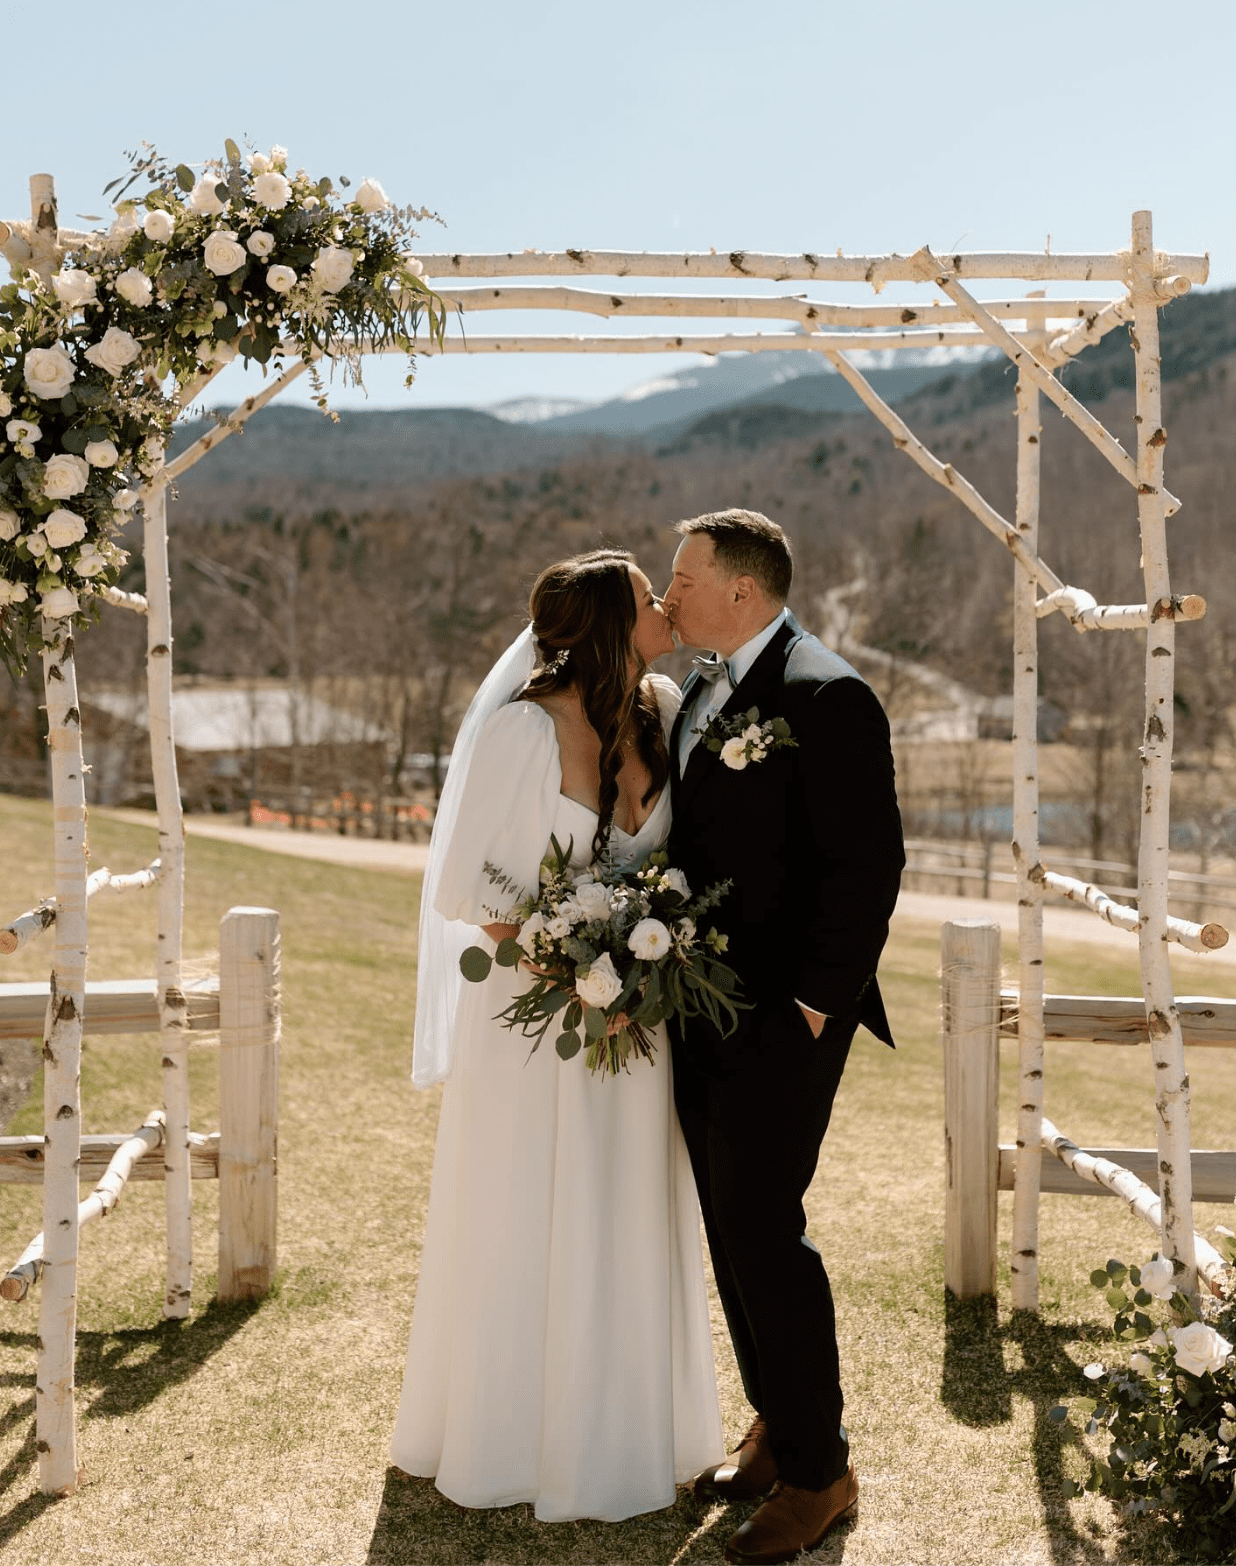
<box><xmin>37</xmin><ymin>617</ymin><xmax>86</xmax><ymax>1496</ymax></box>
<box><xmin>1010</xmin><ymin>324</ymin><xmax>1046</xmax><ymax>1312</ymax></box>
<box><xmin>1130</xmin><ymin>211</ymin><xmax>1197</xmax><ymax>1300</ymax></box>
<box><xmin>143</xmin><ymin>477</ymin><xmax>192</xmax><ymax>1318</ymax></box>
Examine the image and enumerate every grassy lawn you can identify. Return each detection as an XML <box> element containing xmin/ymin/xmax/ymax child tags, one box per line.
<box><xmin>1</xmin><ymin>792</ymin><xmax>1233</xmax><ymax>1565</ymax></box>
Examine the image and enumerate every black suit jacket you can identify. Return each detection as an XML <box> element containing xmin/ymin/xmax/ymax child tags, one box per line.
<box><xmin>668</xmin><ymin>612</ymin><xmax>904</xmax><ymax>1050</ymax></box>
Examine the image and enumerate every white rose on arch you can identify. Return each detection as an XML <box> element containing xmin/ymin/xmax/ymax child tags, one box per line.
<box><xmin>0</xmin><ymin>508</ymin><xmax>20</xmax><ymax>541</ymax></box>
<box><xmin>72</xmin><ymin>544</ymin><xmax>108</xmax><ymax>578</ymax></box>
<box><xmin>52</xmin><ymin>269</ymin><xmax>97</xmax><ymax>310</ymax></box>
<box><xmin>85</xmin><ymin>327</ymin><xmax>141</xmax><ymax>377</ymax></box>
<box><xmin>26</xmin><ymin>532</ymin><xmax>48</xmax><ymax>557</ymax></box>
<box><xmin>247</xmin><ymin>230</ymin><xmax>276</xmax><ymax>259</ymax></box>
<box><xmin>575</xmin><ymin>951</ymin><xmax>624</xmax><ymax>1010</ymax></box>
<box><xmin>203</xmin><ymin>230</ymin><xmax>247</xmax><ymax>277</ymax></box>
<box><xmin>197</xmin><ymin>339</ymin><xmax>239</xmax><ymax>369</ymax></box>
<box><xmin>249</xmin><ymin>152</ymin><xmax>271</xmax><ymax>176</ymax></box>
<box><xmin>355</xmin><ymin>178</ymin><xmax>389</xmax><ymax>213</ymax></box>
<box><xmin>143</xmin><ymin>208</ymin><xmax>175</xmax><ymax>242</ymax></box>
<box><xmin>311</xmin><ymin>245</ymin><xmax>354</xmax><ymax>293</ymax></box>
<box><xmin>189</xmin><ymin>177</ymin><xmax>227</xmax><ymax>216</ymax></box>
<box><xmin>266</xmin><ymin>265</ymin><xmax>297</xmax><ymax>294</ymax></box>
<box><xmin>1170</xmin><ymin>1321</ymin><xmax>1233</xmax><ymax>1379</ymax></box>
<box><xmin>1139</xmin><ymin>1255</ymin><xmax>1176</xmax><ymax>1301</ymax></box>
<box><xmin>40</xmin><ymin>585</ymin><xmax>81</xmax><ymax>619</ymax></box>
<box><xmin>113</xmin><ymin>488</ymin><xmax>139</xmax><ymax>512</ymax></box>
<box><xmin>23</xmin><ymin>344</ymin><xmax>76</xmax><ymax>400</ymax></box>
<box><xmin>42</xmin><ymin>453</ymin><xmax>91</xmax><ymax>500</ymax></box>
<box><xmin>42</xmin><ymin>509</ymin><xmax>88</xmax><ymax>548</ymax></box>
<box><xmin>252</xmin><ymin>172</ymin><xmax>292</xmax><ymax>211</ymax></box>
<box><xmin>84</xmin><ymin>439</ymin><xmax>119</xmax><ymax>468</ymax></box>
<box><xmin>7</xmin><ymin>418</ymin><xmax>41</xmax><ymax>446</ymax></box>
<box><xmin>0</xmin><ymin>391</ymin><xmax>12</xmax><ymax>417</ymax></box>
<box><xmin>0</xmin><ymin>579</ymin><xmax>29</xmax><ymax>605</ymax></box>
<box><xmin>115</xmin><ymin>268</ymin><xmax>154</xmax><ymax>307</ymax></box>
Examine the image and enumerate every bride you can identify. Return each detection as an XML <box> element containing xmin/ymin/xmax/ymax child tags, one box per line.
<box><xmin>390</xmin><ymin>548</ymin><xmax>723</xmax><ymax>1521</ymax></box>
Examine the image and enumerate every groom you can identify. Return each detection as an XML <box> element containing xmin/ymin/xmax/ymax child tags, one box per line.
<box><xmin>663</xmin><ymin>510</ymin><xmax>903</xmax><ymax>1566</ymax></box>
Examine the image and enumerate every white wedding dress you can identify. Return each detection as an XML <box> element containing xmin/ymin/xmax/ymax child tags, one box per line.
<box><xmin>390</xmin><ymin>675</ymin><xmax>723</xmax><ymax>1521</ymax></box>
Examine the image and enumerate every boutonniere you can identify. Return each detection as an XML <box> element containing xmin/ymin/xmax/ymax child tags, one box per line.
<box><xmin>695</xmin><ymin>707</ymin><xmax>798</xmax><ymax>770</ymax></box>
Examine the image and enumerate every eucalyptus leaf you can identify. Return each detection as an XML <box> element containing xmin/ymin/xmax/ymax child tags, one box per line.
<box><xmin>224</xmin><ymin>138</ymin><xmax>242</xmax><ymax>166</ymax></box>
<box><xmin>459</xmin><ymin>945</ymin><xmax>493</xmax><ymax>983</ymax></box>
<box><xmin>583</xmin><ymin>1006</ymin><xmax>607</xmax><ymax>1039</ymax></box>
<box><xmin>555</xmin><ymin>1030</ymin><xmax>581</xmax><ymax>1060</ymax></box>
<box><xmin>494</xmin><ymin>937</ymin><xmax>523</xmax><ymax>968</ymax></box>
<box><xmin>175</xmin><ymin>164</ymin><xmax>195</xmax><ymax>192</ymax></box>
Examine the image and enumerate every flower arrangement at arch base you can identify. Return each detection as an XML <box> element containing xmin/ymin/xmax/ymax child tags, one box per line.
<box><xmin>0</xmin><ymin>138</ymin><xmax>443</xmax><ymax>675</ymax></box>
<box><xmin>1051</xmin><ymin>1233</ymin><xmax>1236</xmax><ymax>1561</ymax></box>
<box><xmin>460</xmin><ymin>839</ymin><xmax>747</xmax><ymax>1077</ymax></box>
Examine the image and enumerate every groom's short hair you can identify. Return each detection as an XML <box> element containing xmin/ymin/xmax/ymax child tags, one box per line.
<box><xmin>675</xmin><ymin>509</ymin><xmax>793</xmax><ymax>603</ymax></box>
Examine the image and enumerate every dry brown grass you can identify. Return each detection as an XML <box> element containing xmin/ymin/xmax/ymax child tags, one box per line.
<box><xmin>1</xmin><ymin>793</ymin><xmax>1232</xmax><ymax>1564</ymax></box>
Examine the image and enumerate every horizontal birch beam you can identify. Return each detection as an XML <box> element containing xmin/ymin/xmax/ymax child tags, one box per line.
<box><xmin>0</xmin><ymin>1128</ymin><xmax>219</xmax><ymax>1187</ymax></box>
<box><xmin>407</xmin><ymin>327</ymin><xmax>1039</xmax><ymax>356</ymax></box>
<box><xmin>436</xmin><ymin>284</ymin><xmax>1117</xmax><ymax>327</ymax></box>
<box><xmin>998</xmin><ymin>1144</ymin><xmax>1235</xmax><ymax>1203</ymax></box>
<box><xmin>1048</xmin><ymin>297</ymin><xmax>1134</xmax><ymax>361</ymax></box>
<box><xmin>911</xmin><ymin>249</ymin><xmax>1182</xmax><ymax>515</ymax></box>
<box><xmin>100</xmin><ymin>585</ymin><xmax>148</xmax><ymax>615</ymax></box>
<box><xmin>1035</xmin><ymin>587</ymin><xmax>1206</xmax><ymax>630</ymax></box>
<box><xmin>2</xmin><ymin>863</ymin><xmax>162</xmax><ymax>953</ymax></box>
<box><xmin>0</xmin><ymin>976</ymin><xmax>219</xmax><ymax>1040</ymax></box>
<box><xmin>2</xmin><ymin>1112</ymin><xmax>165</xmax><ymax>1302</ymax></box>
<box><xmin>155</xmin><ymin>359</ymin><xmax>311</xmax><ymax>489</ymax></box>
<box><xmin>820</xmin><ymin>347</ymin><xmax>1072</xmax><ymax>601</ymax></box>
<box><xmin>998</xmin><ymin>991</ymin><xmax>1236</xmax><ymax>1048</ymax></box>
<box><xmin>1034</xmin><ymin>867</ymin><xmax>1229</xmax><ymax>952</ymax></box>
<box><xmin>1038</xmin><ymin>1118</ymin><xmax>1230</xmax><ymax>1298</ymax></box>
<box><xmin>414</xmin><ymin>249</ymin><xmax>1210</xmax><ymax>285</ymax></box>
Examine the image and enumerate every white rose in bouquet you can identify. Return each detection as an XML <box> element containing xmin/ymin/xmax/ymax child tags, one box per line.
<box><xmin>52</xmin><ymin>269</ymin><xmax>97</xmax><ymax>309</ymax></box>
<box><xmin>675</xmin><ymin>917</ymin><xmax>697</xmax><ymax>944</ymax></box>
<box><xmin>545</xmin><ymin>914</ymin><xmax>572</xmax><ymax>940</ymax></box>
<box><xmin>189</xmin><ymin>177</ymin><xmax>226</xmax><ymax>216</ymax></box>
<box><xmin>23</xmin><ymin>344</ymin><xmax>76</xmax><ymax>400</ymax></box>
<box><xmin>72</xmin><ymin>544</ymin><xmax>108</xmax><ymax>577</ymax></box>
<box><xmin>42</xmin><ymin>509</ymin><xmax>88</xmax><ymax>548</ymax></box>
<box><xmin>266</xmin><ymin>265</ymin><xmax>297</xmax><ymax>294</ymax></box>
<box><xmin>85</xmin><ymin>327</ymin><xmax>141</xmax><ymax>376</ymax></box>
<box><xmin>355</xmin><ymin>178</ymin><xmax>389</xmax><ymax>213</ymax></box>
<box><xmin>516</xmin><ymin>910</ymin><xmax>545</xmax><ymax>955</ymax></box>
<box><xmin>247</xmin><ymin>230</ymin><xmax>276</xmax><ymax>258</ymax></box>
<box><xmin>720</xmin><ymin>736</ymin><xmax>749</xmax><ymax>770</ymax></box>
<box><xmin>203</xmin><ymin>230</ymin><xmax>247</xmax><ymax>276</ymax></box>
<box><xmin>7</xmin><ymin>418</ymin><xmax>41</xmax><ymax>445</ymax></box>
<box><xmin>0</xmin><ymin>392</ymin><xmax>11</xmax><ymax>417</ymax></box>
<box><xmin>115</xmin><ymin>268</ymin><xmax>154</xmax><ymax>307</ymax></box>
<box><xmin>0</xmin><ymin>508</ymin><xmax>20</xmax><ymax>541</ymax></box>
<box><xmin>42</xmin><ymin>453</ymin><xmax>90</xmax><ymax>500</ymax></box>
<box><xmin>1140</xmin><ymin>1256</ymin><xmax>1176</xmax><ymax>1300</ymax></box>
<box><xmin>574</xmin><ymin>880</ymin><xmax>613</xmax><ymax>922</ymax></box>
<box><xmin>40</xmin><ymin>585</ymin><xmax>81</xmax><ymax>619</ymax></box>
<box><xmin>575</xmin><ymin>951</ymin><xmax>623</xmax><ymax>1010</ymax></box>
<box><xmin>143</xmin><ymin>208</ymin><xmax>175</xmax><ymax>242</ymax></box>
<box><xmin>1170</xmin><ymin>1322</ymin><xmax>1233</xmax><ymax>1378</ymax></box>
<box><xmin>628</xmin><ymin>917</ymin><xmax>672</xmax><ymax>960</ymax></box>
<box><xmin>311</xmin><ymin>245</ymin><xmax>354</xmax><ymax>292</ymax></box>
<box><xmin>253</xmin><ymin>171</ymin><xmax>292</xmax><ymax>210</ymax></box>
<box><xmin>0</xmin><ymin>579</ymin><xmax>29</xmax><ymax>604</ymax></box>
<box><xmin>663</xmin><ymin>867</ymin><xmax>691</xmax><ymax>898</ymax></box>
<box><xmin>84</xmin><ymin>439</ymin><xmax>119</xmax><ymax>468</ymax></box>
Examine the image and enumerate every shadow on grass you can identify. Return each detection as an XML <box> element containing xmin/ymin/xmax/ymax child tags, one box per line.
<box><xmin>365</xmin><ymin>1466</ymin><xmax>759</xmax><ymax>1566</ymax></box>
<box><xmin>941</xmin><ymin>1291</ymin><xmax>1111</xmax><ymax>1566</ymax></box>
<box><xmin>0</xmin><ymin>1297</ymin><xmax>259</xmax><ymax>1551</ymax></box>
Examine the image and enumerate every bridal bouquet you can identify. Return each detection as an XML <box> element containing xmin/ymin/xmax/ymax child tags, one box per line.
<box><xmin>459</xmin><ymin>838</ymin><xmax>746</xmax><ymax>1076</ymax></box>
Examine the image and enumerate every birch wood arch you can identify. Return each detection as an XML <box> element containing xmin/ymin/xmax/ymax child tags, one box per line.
<box><xmin>0</xmin><ymin>173</ymin><xmax>1223</xmax><ymax>1496</ymax></box>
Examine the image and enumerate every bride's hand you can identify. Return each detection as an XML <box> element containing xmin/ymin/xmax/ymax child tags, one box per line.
<box><xmin>482</xmin><ymin>921</ymin><xmax>520</xmax><ymax>944</ymax></box>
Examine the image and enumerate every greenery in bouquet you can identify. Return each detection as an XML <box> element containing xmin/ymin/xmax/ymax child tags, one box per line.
<box><xmin>0</xmin><ymin>138</ymin><xmax>444</xmax><ymax>672</ymax></box>
<box><xmin>1051</xmin><ymin>1233</ymin><xmax>1236</xmax><ymax>1560</ymax></box>
<box><xmin>460</xmin><ymin>838</ymin><xmax>746</xmax><ymax>1077</ymax></box>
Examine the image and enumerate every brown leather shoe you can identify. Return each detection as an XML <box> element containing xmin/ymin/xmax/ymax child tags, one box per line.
<box><xmin>723</xmin><ymin>1465</ymin><xmax>858</xmax><ymax>1564</ymax></box>
<box><xmin>692</xmin><ymin>1416</ymin><xmax>778</xmax><ymax>1502</ymax></box>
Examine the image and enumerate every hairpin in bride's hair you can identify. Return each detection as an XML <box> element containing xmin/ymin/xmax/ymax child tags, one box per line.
<box><xmin>544</xmin><ymin>647</ymin><xmax>570</xmax><ymax>675</ymax></box>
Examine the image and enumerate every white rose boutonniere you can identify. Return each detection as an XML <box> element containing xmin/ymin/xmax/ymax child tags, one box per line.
<box><xmin>42</xmin><ymin>509</ymin><xmax>88</xmax><ymax>548</ymax></box>
<box><xmin>575</xmin><ymin>951</ymin><xmax>623</xmax><ymax>1010</ymax></box>
<box><xmin>311</xmin><ymin>245</ymin><xmax>354</xmax><ymax>293</ymax></box>
<box><xmin>23</xmin><ymin>344</ymin><xmax>76</xmax><ymax>400</ymax></box>
<box><xmin>203</xmin><ymin>230</ymin><xmax>247</xmax><ymax>277</ymax></box>
<box><xmin>52</xmin><ymin>269</ymin><xmax>97</xmax><ymax>310</ymax></box>
<box><xmin>115</xmin><ymin>268</ymin><xmax>154</xmax><ymax>307</ymax></box>
<box><xmin>696</xmin><ymin>706</ymin><xmax>798</xmax><ymax>769</ymax></box>
<box><xmin>85</xmin><ymin>327</ymin><xmax>141</xmax><ymax>377</ymax></box>
<box><xmin>43</xmin><ymin>453</ymin><xmax>91</xmax><ymax>500</ymax></box>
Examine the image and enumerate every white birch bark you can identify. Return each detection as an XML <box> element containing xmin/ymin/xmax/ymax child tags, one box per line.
<box><xmin>1037</xmin><ymin>868</ymin><xmax>1227</xmax><ymax>952</ymax></box>
<box><xmin>410</xmin><ymin>248</ymin><xmax>1209</xmax><ymax>284</ymax></box>
<box><xmin>1</xmin><ymin>903</ymin><xmax>56</xmax><ymax>955</ymax></box>
<box><xmin>1035</xmin><ymin>588</ymin><xmax>1206</xmax><ymax>630</ymax></box>
<box><xmin>143</xmin><ymin>477</ymin><xmax>191</xmax><ymax>1319</ymax></box>
<box><xmin>99</xmin><ymin>585</ymin><xmax>148</xmax><ymax>615</ymax></box>
<box><xmin>37</xmin><ymin>617</ymin><xmax>86</xmax><ymax>1495</ymax></box>
<box><xmin>1130</xmin><ymin>211</ymin><xmax>1198</xmax><ymax>1300</ymax></box>
<box><xmin>405</xmin><ymin>327</ymin><xmax>1056</xmax><ymax>357</ymax></box>
<box><xmin>1048</xmin><ymin>298</ymin><xmax>1134</xmax><ymax>361</ymax></box>
<box><xmin>1010</xmin><ymin>336</ymin><xmax>1045</xmax><ymax>1312</ymax></box>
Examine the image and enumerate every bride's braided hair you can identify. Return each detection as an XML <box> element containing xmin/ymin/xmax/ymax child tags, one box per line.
<box><xmin>520</xmin><ymin>549</ymin><xmax>668</xmax><ymax>862</ymax></box>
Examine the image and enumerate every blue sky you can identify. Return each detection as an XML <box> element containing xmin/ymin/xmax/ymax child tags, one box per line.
<box><xmin>3</xmin><ymin>0</ymin><xmax>1231</xmax><ymax>412</ymax></box>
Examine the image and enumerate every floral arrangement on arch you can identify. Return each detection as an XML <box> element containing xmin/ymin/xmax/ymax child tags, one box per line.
<box><xmin>0</xmin><ymin>138</ymin><xmax>443</xmax><ymax>673</ymax></box>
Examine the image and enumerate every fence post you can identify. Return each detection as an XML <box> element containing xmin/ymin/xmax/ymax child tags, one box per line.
<box><xmin>218</xmin><ymin>907</ymin><xmax>280</xmax><ymax>1301</ymax></box>
<box><xmin>942</xmin><ymin>918</ymin><xmax>1001</xmax><ymax>1297</ymax></box>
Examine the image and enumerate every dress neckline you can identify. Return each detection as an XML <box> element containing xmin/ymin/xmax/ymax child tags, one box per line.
<box><xmin>558</xmin><ymin>787</ymin><xmax>666</xmax><ymax>840</ymax></box>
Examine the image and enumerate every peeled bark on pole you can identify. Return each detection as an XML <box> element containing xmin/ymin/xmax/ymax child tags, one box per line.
<box><xmin>1010</xmin><ymin>335</ymin><xmax>1045</xmax><ymax>1313</ymax></box>
<box><xmin>37</xmin><ymin>617</ymin><xmax>86</xmax><ymax>1496</ymax></box>
<box><xmin>144</xmin><ymin>478</ymin><xmax>192</xmax><ymax>1319</ymax></box>
<box><xmin>1130</xmin><ymin>211</ymin><xmax>1198</xmax><ymax>1301</ymax></box>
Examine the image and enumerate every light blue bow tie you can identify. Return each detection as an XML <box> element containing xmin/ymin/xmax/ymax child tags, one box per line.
<box><xmin>691</xmin><ymin>654</ymin><xmax>733</xmax><ymax>685</ymax></box>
